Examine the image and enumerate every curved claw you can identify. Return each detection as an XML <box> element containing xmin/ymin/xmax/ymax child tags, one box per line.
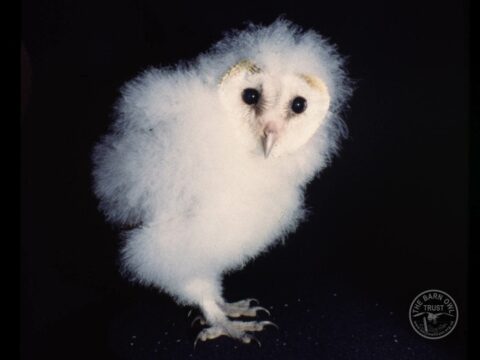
<box><xmin>252</xmin><ymin>306</ymin><xmax>271</xmax><ymax>317</ymax></box>
<box><xmin>193</xmin><ymin>333</ymin><xmax>203</xmax><ymax>349</ymax></box>
<box><xmin>259</xmin><ymin>320</ymin><xmax>279</xmax><ymax>330</ymax></box>
<box><xmin>242</xmin><ymin>334</ymin><xmax>261</xmax><ymax>347</ymax></box>
<box><xmin>191</xmin><ymin>316</ymin><xmax>206</xmax><ymax>328</ymax></box>
<box><xmin>247</xmin><ymin>298</ymin><xmax>260</xmax><ymax>306</ymax></box>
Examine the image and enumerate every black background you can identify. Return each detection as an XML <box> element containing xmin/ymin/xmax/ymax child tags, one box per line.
<box><xmin>21</xmin><ymin>0</ymin><xmax>470</xmax><ymax>359</ymax></box>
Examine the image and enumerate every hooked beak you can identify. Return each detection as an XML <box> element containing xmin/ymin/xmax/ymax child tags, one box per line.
<box><xmin>262</xmin><ymin>130</ymin><xmax>278</xmax><ymax>158</ymax></box>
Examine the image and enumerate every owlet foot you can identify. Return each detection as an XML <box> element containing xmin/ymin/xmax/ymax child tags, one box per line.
<box><xmin>194</xmin><ymin>319</ymin><xmax>277</xmax><ymax>348</ymax></box>
<box><xmin>221</xmin><ymin>298</ymin><xmax>271</xmax><ymax>318</ymax></box>
<box><xmin>193</xmin><ymin>298</ymin><xmax>278</xmax><ymax>347</ymax></box>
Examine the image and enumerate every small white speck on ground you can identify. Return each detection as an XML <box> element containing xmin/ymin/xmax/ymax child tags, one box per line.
<box><xmin>297</xmin><ymin>298</ymin><xmax>301</xmax><ymax>302</ymax></box>
<box><xmin>234</xmin><ymin>346</ymin><xmax>238</xmax><ymax>349</ymax></box>
<box><xmin>375</xmin><ymin>303</ymin><xmax>379</xmax><ymax>307</ymax></box>
<box><xmin>333</xmin><ymin>293</ymin><xmax>337</xmax><ymax>297</ymax></box>
<box><xmin>306</xmin><ymin>308</ymin><xmax>310</xmax><ymax>313</ymax></box>
<box><xmin>284</xmin><ymin>304</ymin><xmax>289</xmax><ymax>307</ymax></box>
<box><xmin>394</xmin><ymin>339</ymin><xmax>399</xmax><ymax>343</ymax></box>
<box><xmin>407</xmin><ymin>347</ymin><xmax>412</xmax><ymax>351</ymax></box>
<box><xmin>393</xmin><ymin>334</ymin><xmax>397</xmax><ymax>338</ymax></box>
<box><xmin>270</xmin><ymin>306</ymin><xmax>274</xmax><ymax>309</ymax></box>
<box><xmin>164</xmin><ymin>331</ymin><xmax>168</xmax><ymax>335</ymax></box>
<box><xmin>389</xmin><ymin>311</ymin><xmax>394</xmax><ymax>315</ymax></box>
<box><xmin>379</xmin><ymin>334</ymin><xmax>383</xmax><ymax>338</ymax></box>
<box><xmin>131</xmin><ymin>335</ymin><xmax>137</xmax><ymax>339</ymax></box>
<box><xmin>130</xmin><ymin>342</ymin><xmax>134</xmax><ymax>346</ymax></box>
<box><xmin>157</xmin><ymin>341</ymin><xmax>161</xmax><ymax>344</ymax></box>
<box><xmin>315</xmin><ymin>341</ymin><xmax>319</xmax><ymax>346</ymax></box>
<box><xmin>282</xmin><ymin>342</ymin><xmax>287</xmax><ymax>346</ymax></box>
<box><xmin>176</xmin><ymin>339</ymin><xmax>181</xmax><ymax>343</ymax></box>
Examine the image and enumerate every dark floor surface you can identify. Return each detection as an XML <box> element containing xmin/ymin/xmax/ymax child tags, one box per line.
<box><xmin>23</xmin><ymin>267</ymin><xmax>466</xmax><ymax>359</ymax></box>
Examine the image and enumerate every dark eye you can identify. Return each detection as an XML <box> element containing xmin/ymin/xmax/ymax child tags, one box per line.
<box><xmin>242</xmin><ymin>88</ymin><xmax>260</xmax><ymax>105</ymax></box>
<box><xmin>291</xmin><ymin>96</ymin><xmax>307</xmax><ymax>114</ymax></box>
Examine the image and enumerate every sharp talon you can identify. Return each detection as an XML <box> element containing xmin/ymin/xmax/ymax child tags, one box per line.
<box><xmin>191</xmin><ymin>316</ymin><xmax>206</xmax><ymax>327</ymax></box>
<box><xmin>193</xmin><ymin>334</ymin><xmax>202</xmax><ymax>349</ymax></box>
<box><xmin>248</xmin><ymin>298</ymin><xmax>260</xmax><ymax>306</ymax></box>
<box><xmin>260</xmin><ymin>320</ymin><xmax>279</xmax><ymax>330</ymax></box>
<box><xmin>243</xmin><ymin>334</ymin><xmax>261</xmax><ymax>347</ymax></box>
<box><xmin>253</xmin><ymin>306</ymin><xmax>271</xmax><ymax>316</ymax></box>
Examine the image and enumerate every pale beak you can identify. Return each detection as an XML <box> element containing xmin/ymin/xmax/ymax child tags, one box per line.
<box><xmin>262</xmin><ymin>130</ymin><xmax>278</xmax><ymax>158</ymax></box>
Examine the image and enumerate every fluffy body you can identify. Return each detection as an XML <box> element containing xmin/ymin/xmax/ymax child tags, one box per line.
<box><xmin>92</xmin><ymin>19</ymin><xmax>351</xmax><ymax>342</ymax></box>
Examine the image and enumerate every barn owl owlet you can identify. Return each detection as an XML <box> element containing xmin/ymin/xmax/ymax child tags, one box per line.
<box><xmin>92</xmin><ymin>19</ymin><xmax>351</xmax><ymax>345</ymax></box>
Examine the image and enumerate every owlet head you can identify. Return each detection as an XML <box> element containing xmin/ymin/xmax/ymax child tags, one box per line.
<box><xmin>219</xmin><ymin>59</ymin><xmax>331</xmax><ymax>158</ymax></box>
